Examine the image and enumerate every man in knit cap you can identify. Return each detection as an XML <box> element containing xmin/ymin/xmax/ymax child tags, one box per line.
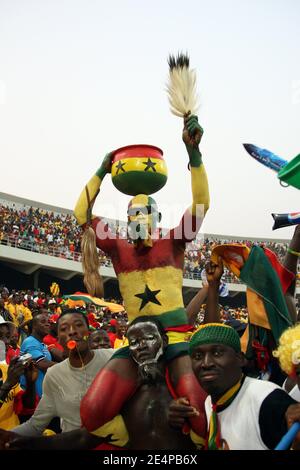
<box><xmin>168</xmin><ymin>323</ymin><xmax>300</xmax><ymax>450</ymax></box>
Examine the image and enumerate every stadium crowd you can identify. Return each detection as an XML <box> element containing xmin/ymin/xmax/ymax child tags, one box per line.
<box><xmin>0</xmin><ymin>200</ymin><xmax>296</xmax><ymax>285</ymax></box>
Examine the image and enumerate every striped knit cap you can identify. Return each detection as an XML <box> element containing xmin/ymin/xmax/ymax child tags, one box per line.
<box><xmin>189</xmin><ymin>323</ymin><xmax>241</xmax><ymax>354</ymax></box>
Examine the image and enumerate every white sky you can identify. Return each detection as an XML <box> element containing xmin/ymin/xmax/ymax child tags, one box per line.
<box><xmin>0</xmin><ymin>0</ymin><xmax>299</xmax><ymax>240</ymax></box>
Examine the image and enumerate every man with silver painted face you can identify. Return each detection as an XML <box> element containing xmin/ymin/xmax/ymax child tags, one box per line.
<box><xmin>118</xmin><ymin>316</ymin><xmax>195</xmax><ymax>449</ymax></box>
<box><xmin>126</xmin><ymin>317</ymin><xmax>166</xmax><ymax>384</ymax></box>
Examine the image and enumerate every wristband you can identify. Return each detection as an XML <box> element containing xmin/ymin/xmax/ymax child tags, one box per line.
<box><xmin>95</xmin><ymin>166</ymin><xmax>107</xmax><ymax>180</ymax></box>
<box><xmin>188</xmin><ymin>149</ymin><xmax>202</xmax><ymax>168</ymax></box>
<box><xmin>287</xmin><ymin>248</ymin><xmax>300</xmax><ymax>257</ymax></box>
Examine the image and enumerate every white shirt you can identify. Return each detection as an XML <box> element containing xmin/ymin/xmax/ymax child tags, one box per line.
<box><xmin>289</xmin><ymin>384</ymin><xmax>300</xmax><ymax>402</ymax></box>
<box><xmin>13</xmin><ymin>348</ymin><xmax>114</xmax><ymax>436</ymax></box>
<box><xmin>204</xmin><ymin>376</ymin><xmax>281</xmax><ymax>450</ymax></box>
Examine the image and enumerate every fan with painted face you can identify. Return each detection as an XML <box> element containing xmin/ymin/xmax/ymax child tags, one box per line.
<box><xmin>127</xmin><ymin>194</ymin><xmax>161</xmax><ymax>244</ymax></box>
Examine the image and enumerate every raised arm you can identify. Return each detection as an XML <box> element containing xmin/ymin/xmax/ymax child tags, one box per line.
<box><xmin>186</xmin><ymin>285</ymin><xmax>209</xmax><ymax>326</ymax></box>
<box><xmin>73</xmin><ymin>152</ymin><xmax>115</xmax><ymax>297</ymax></box>
<box><xmin>173</xmin><ymin>115</ymin><xmax>210</xmax><ymax>243</ymax></box>
<box><xmin>204</xmin><ymin>257</ymin><xmax>224</xmax><ymax>324</ymax></box>
<box><xmin>74</xmin><ymin>152</ymin><xmax>113</xmax><ymax>227</ymax></box>
<box><xmin>183</xmin><ymin>114</ymin><xmax>209</xmax><ymax>217</ymax></box>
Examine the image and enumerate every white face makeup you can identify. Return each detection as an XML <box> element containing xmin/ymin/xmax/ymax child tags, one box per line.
<box><xmin>127</xmin><ymin>321</ymin><xmax>164</xmax><ymax>366</ymax></box>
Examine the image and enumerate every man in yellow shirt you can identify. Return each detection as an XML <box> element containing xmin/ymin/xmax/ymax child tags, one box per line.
<box><xmin>6</xmin><ymin>294</ymin><xmax>32</xmax><ymax>328</ymax></box>
<box><xmin>113</xmin><ymin>319</ymin><xmax>129</xmax><ymax>349</ymax></box>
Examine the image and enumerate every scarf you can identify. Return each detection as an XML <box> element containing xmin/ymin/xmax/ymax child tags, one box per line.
<box><xmin>208</xmin><ymin>376</ymin><xmax>244</xmax><ymax>450</ymax></box>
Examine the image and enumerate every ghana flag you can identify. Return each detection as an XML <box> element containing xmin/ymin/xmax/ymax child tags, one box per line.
<box><xmin>62</xmin><ymin>292</ymin><xmax>124</xmax><ymax>312</ymax></box>
<box><xmin>111</xmin><ymin>144</ymin><xmax>168</xmax><ymax>196</ymax></box>
<box><xmin>211</xmin><ymin>244</ymin><xmax>294</xmax><ymax>350</ymax></box>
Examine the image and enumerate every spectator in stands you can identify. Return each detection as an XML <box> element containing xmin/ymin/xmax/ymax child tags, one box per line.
<box><xmin>47</xmin><ymin>299</ymin><xmax>62</xmax><ymax>315</ymax></box>
<box><xmin>0</xmin><ymin>353</ymin><xmax>38</xmax><ymax>430</ymax></box>
<box><xmin>104</xmin><ymin>319</ymin><xmax>117</xmax><ymax>348</ymax></box>
<box><xmin>5</xmin><ymin>295</ymin><xmax>28</xmax><ymax>328</ymax></box>
<box><xmin>88</xmin><ymin>330</ymin><xmax>111</xmax><ymax>350</ymax></box>
<box><xmin>20</xmin><ymin>314</ymin><xmax>56</xmax><ymax>398</ymax></box>
<box><xmin>113</xmin><ymin>319</ymin><xmax>128</xmax><ymax>349</ymax></box>
<box><xmin>222</xmin><ymin>307</ymin><xmax>247</xmax><ymax>337</ymax></box>
<box><xmin>6</xmin><ymin>326</ymin><xmax>20</xmax><ymax>365</ymax></box>
<box><xmin>0</xmin><ymin>299</ymin><xmax>12</xmax><ymax>323</ymax></box>
<box><xmin>1</xmin><ymin>288</ymin><xmax>10</xmax><ymax>307</ymax></box>
<box><xmin>34</xmin><ymin>292</ymin><xmax>46</xmax><ymax>308</ymax></box>
<box><xmin>0</xmin><ymin>316</ymin><xmax>14</xmax><ymax>360</ymax></box>
<box><xmin>43</xmin><ymin>319</ymin><xmax>64</xmax><ymax>363</ymax></box>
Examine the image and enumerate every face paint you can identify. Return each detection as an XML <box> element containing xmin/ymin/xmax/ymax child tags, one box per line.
<box><xmin>127</xmin><ymin>220</ymin><xmax>149</xmax><ymax>241</ymax></box>
<box><xmin>127</xmin><ymin>195</ymin><xmax>158</xmax><ymax>242</ymax></box>
<box><xmin>127</xmin><ymin>321</ymin><xmax>164</xmax><ymax>366</ymax></box>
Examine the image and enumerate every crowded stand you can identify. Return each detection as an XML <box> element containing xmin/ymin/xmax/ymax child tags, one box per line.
<box><xmin>0</xmin><ymin>198</ymin><xmax>296</xmax><ymax>285</ymax></box>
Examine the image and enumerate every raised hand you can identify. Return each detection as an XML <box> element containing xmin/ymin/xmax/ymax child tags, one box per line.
<box><xmin>182</xmin><ymin>114</ymin><xmax>203</xmax><ymax>149</ymax></box>
<box><xmin>95</xmin><ymin>152</ymin><xmax>114</xmax><ymax>180</ymax></box>
<box><xmin>205</xmin><ymin>257</ymin><xmax>224</xmax><ymax>286</ymax></box>
<box><xmin>101</xmin><ymin>152</ymin><xmax>114</xmax><ymax>174</ymax></box>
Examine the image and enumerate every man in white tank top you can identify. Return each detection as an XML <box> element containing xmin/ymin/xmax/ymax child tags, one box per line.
<box><xmin>168</xmin><ymin>323</ymin><xmax>300</xmax><ymax>450</ymax></box>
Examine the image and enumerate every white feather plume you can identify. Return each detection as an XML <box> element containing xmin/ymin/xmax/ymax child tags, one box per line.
<box><xmin>166</xmin><ymin>54</ymin><xmax>199</xmax><ymax>117</ymax></box>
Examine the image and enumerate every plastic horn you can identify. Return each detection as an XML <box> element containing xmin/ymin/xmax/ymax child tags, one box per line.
<box><xmin>243</xmin><ymin>144</ymin><xmax>287</xmax><ymax>173</ymax></box>
<box><xmin>272</xmin><ymin>213</ymin><xmax>300</xmax><ymax>230</ymax></box>
<box><xmin>275</xmin><ymin>422</ymin><xmax>300</xmax><ymax>450</ymax></box>
<box><xmin>67</xmin><ymin>340</ymin><xmax>76</xmax><ymax>350</ymax></box>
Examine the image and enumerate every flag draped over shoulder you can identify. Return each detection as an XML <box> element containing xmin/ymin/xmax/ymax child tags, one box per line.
<box><xmin>211</xmin><ymin>244</ymin><xmax>294</xmax><ymax>353</ymax></box>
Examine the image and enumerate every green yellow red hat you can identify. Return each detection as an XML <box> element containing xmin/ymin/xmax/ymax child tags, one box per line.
<box><xmin>189</xmin><ymin>323</ymin><xmax>241</xmax><ymax>354</ymax></box>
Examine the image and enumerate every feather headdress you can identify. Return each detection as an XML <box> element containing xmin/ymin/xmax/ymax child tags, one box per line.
<box><xmin>166</xmin><ymin>53</ymin><xmax>199</xmax><ymax>117</ymax></box>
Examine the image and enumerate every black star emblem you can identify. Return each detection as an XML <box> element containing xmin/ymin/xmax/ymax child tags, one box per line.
<box><xmin>142</xmin><ymin>158</ymin><xmax>157</xmax><ymax>172</ymax></box>
<box><xmin>116</xmin><ymin>160</ymin><xmax>126</xmax><ymax>175</ymax></box>
<box><xmin>135</xmin><ymin>285</ymin><xmax>161</xmax><ymax>311</ymax></box>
